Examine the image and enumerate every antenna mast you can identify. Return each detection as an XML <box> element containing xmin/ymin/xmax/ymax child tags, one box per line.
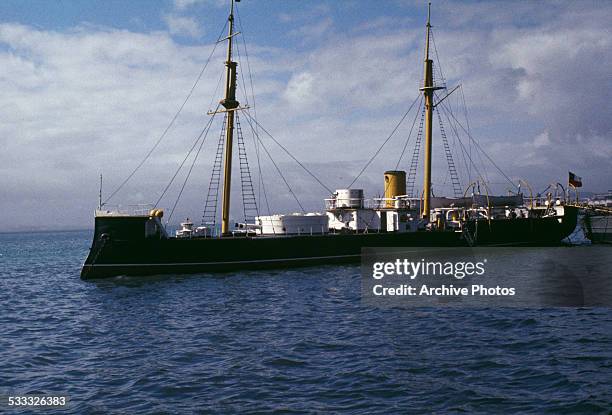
<box><xmin>99</xmin><ymin>174</ymin><xmax>103</xmax><ymax>209</ymax></box>
<box><xmin>220</xmin><ymin>0</ymin><xmax>240</xmax><ymax>235</ymax></box>
<box><xmin>419</xmin><ymin>3</ymin><xmax>443</xmax><ymax>221</ymax></box>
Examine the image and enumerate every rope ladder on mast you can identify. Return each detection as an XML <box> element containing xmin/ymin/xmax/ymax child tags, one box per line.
<box><xmin>407</xmin><ymin>106</ymin><xmax>425</xmax><ymax>198</ymax></box>
<box><xmin>437</xmin><ymin>107</ymin><xmax>463</xmax><ymax>198</ymax></box>
<box><xmin>235</xmin><ymin>112</ymin><xmax>259</xmax><ymax>224</ymax></box>
<box><xmin>201</xmin><ymin>114</ymin><xmax>227</xmax><ymax>228</ymax></box>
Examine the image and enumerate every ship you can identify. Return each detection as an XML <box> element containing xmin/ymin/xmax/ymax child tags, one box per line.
<box><xmin>81</xmin><ymin>1</ymin><xmax>578</xmax><ymax>279</ymax></box>
<box><xmin>583</xmin><ymin>191</ymin><xmax>612</xmax><ymax>244</ymax></box>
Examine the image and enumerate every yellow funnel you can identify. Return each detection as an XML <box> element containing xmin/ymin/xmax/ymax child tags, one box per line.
<box><xmin>384</xmin><ymin>170</ymin><xmax>406</xmax><ymax>208</ymax></box>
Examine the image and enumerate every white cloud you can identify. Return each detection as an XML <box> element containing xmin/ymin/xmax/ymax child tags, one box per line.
<box><xmin>1</xmin><ymin>1</ymin><xmax>611</xmax><ymax>231</ymax></box>
<box><xmin>278</xmin><ymin>29</ymin><xmax>420</xmax><ymax>117</ymax></box>
<box><xmin>533</xmin><ymin>132</ymin><xmax>550</xmax><ymax>148</ymax></box>
<box><xmin>0</xmin><ymin>23</ymin><xmax>224</xmax><ymax>230</ymax></box>
<box><xmin>163</xmin><ymin>13</ymin><xmax>202</xmax><ymax>38</ymax></box>
<box><xmin>492</xmin><ymin>25</ymin><xmax>612</xmax><ymax>142</ymax></box>
<box><xmin>289</xmin><ymin>17</ymin><xmax>334</xmax><ymax>42</ymax></box>
<box><xmin>283</xmin><ymin>72</ymin><xmax>317</xmax><ymax>107</ymax></box>
<box><xmin>174</xmin><ymin>0</ymin><xmax>205</xmax><ymax>10</ymax></box>
<box><xmin>174</xmin><ymin>0</ymin><xmax>225</xmax><ymax>10</ymax></box>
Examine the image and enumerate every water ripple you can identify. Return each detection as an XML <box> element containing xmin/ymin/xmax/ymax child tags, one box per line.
<box><xmin>0</xmin><ymin>231</ymin><xmax>611</xmax><ymax>413</ymax></box>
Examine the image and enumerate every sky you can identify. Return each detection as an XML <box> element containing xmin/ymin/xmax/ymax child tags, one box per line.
<box><xmin>0</xmin><ymin>0</ymin><xmax>610</xmax><ymax>231</ymax></box>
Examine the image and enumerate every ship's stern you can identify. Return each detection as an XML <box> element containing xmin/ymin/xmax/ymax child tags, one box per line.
<box><xmin>81</xmin><ymin>211</ymin><xmax>166</xmax><ymax>279</ymax></box>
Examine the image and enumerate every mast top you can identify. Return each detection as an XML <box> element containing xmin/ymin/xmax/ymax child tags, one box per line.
<box><xmin>220</xmin><ymin>0</ymin><xmax>239</xmax><ymax>110</ymax></box>
<box><xmin>229</xmin><ymin>0</ymin><xmax>235</xmax><ymax>22</ymax></box>
<box><xmin>231</xmin><ymin>0</ymin><xmax>240</xmax><ymax>16</ymax></box>
<box><xmin>424</xmin><ymin>2</ymin><xmax>432</xmax><ymax>61</ymax></box>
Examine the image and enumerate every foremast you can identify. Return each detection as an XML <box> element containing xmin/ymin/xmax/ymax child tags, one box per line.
<box><xmin>420</xmin><ymin>3</ymin><xmax>443</xmax><ymax>221</ymax></box>
<box><xmin>220</xmin><ymin>0</ymin><xmax>240</xmax><ymax>235</ymax></box>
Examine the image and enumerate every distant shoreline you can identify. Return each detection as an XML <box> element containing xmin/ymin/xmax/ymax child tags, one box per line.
<box><xmin>0</xmin><ymin>228</ymin><xmax>92</xmax><ymax>235</ymax></box>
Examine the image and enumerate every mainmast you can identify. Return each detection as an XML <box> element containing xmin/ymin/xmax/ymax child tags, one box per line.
<box><xmin>420</xmin><ymin>3</ymin><xmax>443</xmax><ymax>221</ymax></box>
<box><xmin>220</xmin><ymin>0</ymin><xmax>240</xmax><ymax>235</ymax></box>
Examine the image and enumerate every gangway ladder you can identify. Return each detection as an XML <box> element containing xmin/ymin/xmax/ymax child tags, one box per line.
<box><xmin>202</xmin><ymin>113</ymin><xmax>227</xmax><ymax>230</ymax></box>
<box><xmin>407</xmin><ymin>106</ymin><xmax>426</xmax><ymax>198</ymax></box>
<box><xmin>437</xmin><ymin>108</ymin><xmax>462</xmax><ymax>198</ymax></box>
<box><xmin>235</xmin><ymin>113</ymin><xmax>259</xmax><ymax>224</ymax></box>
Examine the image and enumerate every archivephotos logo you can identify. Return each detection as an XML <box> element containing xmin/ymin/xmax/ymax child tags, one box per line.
<box><xmin>361</xmin><ymin>247</ymin><xmax>612</xmax><ymax>307</ymax></box>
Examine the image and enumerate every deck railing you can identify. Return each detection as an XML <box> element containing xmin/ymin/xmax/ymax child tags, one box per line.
<box><xmin>324</xmin><ymin>197</ymin><xmax>415</xmax><ymax>210</ymax></box>
<box><xmin>95</xmin><ymin>204</ymin><xmax>154</xmax><ymax>217</ymax></box>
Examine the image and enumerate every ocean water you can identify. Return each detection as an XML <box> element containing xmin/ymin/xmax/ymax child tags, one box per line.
<box><xmin>0</xmin><ymin>230</ymin><xmax>611</xmax><ymax>414</ymax></box>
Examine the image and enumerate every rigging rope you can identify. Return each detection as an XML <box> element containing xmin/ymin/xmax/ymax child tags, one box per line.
<box><xmin>155</xmin><ymin>105</ymin><xmax>219</xmax><ymax>209</ymax></box>
<box><xmin>242</xmin><ymin>111</ymin><xmax>333</xmax><ymax>194</ymax></box>
<box><xmin>435</xmin><ymin>90</ymin><xmax>472</xmax><ymax>184</ymax></box>
<box><xmin>436</xmin><ymin>107</ymin><xmax>463</xmax><ymax>197</ymax></box>
<box><xmin>438</xmin><ymin>103</ymin><xmax>486</xmax><ymax>185</ymax></box>
<box><xmin>242</xmin><ymin>113</ymin><xmax>305</xmax><ymax>212</ymax></box>
<box><xmin>358</xmin><ymin>96</ymin><xmax>424</xmax><ymax>230</ymax></box>
<box><xmin>395</xmin><ymin>95</ymin><xmax>424</xmax><ymax>171</ymax></box>
<box><xmin>406</xmin><ymin>106</ymin><xmax>426</xmax><ymax>197</ymax></box>
<box><xmin>201</xmin><ymin>114</ymin><xmax>226</xmax><ymax>227</ymax></box>
<box><xmin>432</xmin><ymin>28</ymin><xmax>486</xmax><ymax>188</ymax></box>
<box><xmin>346</xmin><ymin>94</ymin><xmax>421</xmax><ymax>189</ymax></box>
<box><xmin>165</xmin><ymin>111</ymin><xmax>218</xmax><ymax>225</ymax></box>
<box><xmin>236</xmin><ymin>6</ymin><xmax>270</xmax><ymax>215</ymax></box>
<box><xmin>441</xmin><ymin>91</ymin><xmax>489</xmax><ymax>183</ymax></box>
<box><xmin>459</xmin><ymin>85</ymin><xmax>473</xmax><ymax>183</ymax></box>
<box><xmin>445</xmin><ymin>104</ymin><xmax>472</xmax><ymax>188</ymax></box>
<box><xmin>244</xmin><ymin>109</ymin><xmax>272</xmax><ymax>215</ymax></box>
<box><xmin>439</xmin><ymin>90</ymin><xmax>469</xmax><ymax>185</ymax></box>
<box><xmin>235</xmin><ymin>113</ymin><xmax>260</xmax><ymax>222</ymax></box>
<box><xmin>376</xmin><ymin>95</ymin><xmax>422</xmax><ymax>203</ymax></box>
<box><xmin>430</xmin><ymin>29</ymin><xmax>447</xmax><ymax>88</ymax></box>
<box><xmin>103</xmin><ymin>22</ymin><xmax>228</xmax><ymax>205</ymax></box>
<box><xmin>438</xmin><ymin>100</ymin><xmax>517</xmax><ymax>190</ymax></box>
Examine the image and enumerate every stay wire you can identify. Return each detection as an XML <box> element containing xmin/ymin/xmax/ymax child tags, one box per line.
<box><xmin>242</xmin><ymin>113</ymin><xmax>305</xmax><ymax>212</ymax></box>
<box><xmin>440</xmin><ymin>100</ymin><xmax>495</xmax><ymax>187</ymax></box>
<box><xmin>395</xmin><ymin>95</ymin><xmax>424</xmax><ymax>171</ymax></box>
<box><xmin>443</xmin><ymin>92</ymin><xmax>489</xmax><ymax>183</ymax></box>
<box><xmin>236</xmin><ymin>6</ymin><xmax>267</xmax><ymax>213</ymax></box>
<box><xmin>438</xmin><ymin>103</ymin><xmax>484</xmax><ymax>183</ymax></box>
<box><xmin>244</xmin><ymin>109</ymin><xmax>272</xmax><ymax>216</ymax></box>
<box><xmin>155</xmin><ymin>105</ymin><xmax>219</xmax><ymax>209</ymax></box>
<box><xmin>443</xmin><ymin>101</ymin><xmax>472</xmax><ymax>188</ymax></box>
<box><xmin>242</xmin><ymin>111</ymin><xmax>333</xmax><ymax>195</ymax></box>
<box><xmin>430</xmin><ymin>29</ymin><xmax>447</xmax><ymax>87</ymax></box>
<box><xmin>347</xmin><ymin>93</ymin><xmax>421</xmax><ymax>189</ymax></box>
<box><xmin>439</xmin><ymin>100</ymin><xmax>517</xmax><ymax>189</ymax></box>
<box><xmin>370</xmin><ymin>96</ymin><xmax>423</xmax><ymax>219</ymax></box>
<box><xmin>233</xmin><ymin>22</ymin><xmax>271</xmax><ymax>215</ymax></box>
<box><xmin>103</xmin><ymin>22</ymin><xmax>228</xmax><ymax>204</ymax></box>
<box><xmin>359</xmin><ymin>98</ymin><xmax>425</xmax><ymax>231</ymax></box>
<box><xmin>459</xmin><ymin>85</ymin><xmax>473</xmax><ymax>183</ymax></box>
<box><xmin>165</xmin><ymin>111</ymin><xmax>218</xmax><ymax>225</ymax></box>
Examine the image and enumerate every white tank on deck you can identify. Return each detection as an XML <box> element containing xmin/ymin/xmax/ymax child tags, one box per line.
<box><xmin>334</xmin><ymin>189</ymin><xmax>364</xmax><ymax>208</ymax></box>
<box><xmin>256</xmin><ymin>213</ymin><xmax>329</xmax><ymax>235</ymax></box>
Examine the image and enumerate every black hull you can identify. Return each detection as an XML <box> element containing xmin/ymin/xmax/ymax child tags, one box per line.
<box><xmin>583</xmin><ymin>214</ymin><xmax>612</xmax><ymax>244</ymax></box>
<box><xmin>588</xmin><ymin>235</ymin><xmax>612</xmax><ymax>244</ymax></box>
<box><xmin>81</xmin><ymin>207</ymin><xmax>578</xmax><ymax>279</ymax></box>
<box><xmin>463</xmin><ymin>208</ymin><xmax>578</xmax><ymax>245</ymax></box>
